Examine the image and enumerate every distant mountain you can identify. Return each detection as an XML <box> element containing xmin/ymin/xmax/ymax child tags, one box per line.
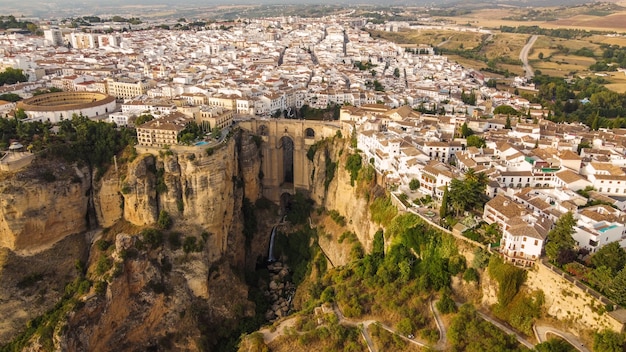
<box><xmin>0</xmin><ymin>0</ymin><xmax>594</xmax><ymax>18</ymax></box>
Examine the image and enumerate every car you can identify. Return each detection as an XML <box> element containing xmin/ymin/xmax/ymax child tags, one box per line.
<box><xmin>407</xmin><ymin>334</ymin><xmax>414</xmax><ymax>339</ymax></box>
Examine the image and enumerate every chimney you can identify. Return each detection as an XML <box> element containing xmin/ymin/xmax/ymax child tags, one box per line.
<box><xmin>503</xmin><ymin>201</ymin><xmax>509</xmax><ymax>206</ymax></box>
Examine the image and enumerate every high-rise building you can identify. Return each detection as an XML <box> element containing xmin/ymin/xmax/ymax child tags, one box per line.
<box><xmin>43</xmin><ymin>28</ymin><xmax>64</xmax><ymax>46</ymax></box>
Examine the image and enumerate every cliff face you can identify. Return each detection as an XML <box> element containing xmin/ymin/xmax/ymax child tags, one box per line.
<box><xmin>0</xmin><ymin>131</ymin><xmax>266</xmax><ymax>348</ymax></box>
<box><xmin>308</xmin><ymin>138</ymin><xmax>380</xmax><ymax>266</ymax></box>
<box><xmin>0</xmin><ymin>162</ymin><xmax>91</xmax><ymax>253</ymax></box>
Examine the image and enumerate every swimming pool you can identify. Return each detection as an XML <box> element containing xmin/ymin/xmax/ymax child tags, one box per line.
<box><xmin>195</xmin><ymin>141</ymin><xmax>208</xmax><ymax>146</ymax></box>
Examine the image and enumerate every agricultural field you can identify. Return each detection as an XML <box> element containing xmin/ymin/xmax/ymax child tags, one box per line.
<box><xmin>440</xmin><ymin>3</ymin><xmax>626</xmax><ymax>32</ymax></box>
<box><xmin>605</xmin><ymin>72</ymin><xmax>626</xmax><ymax>93</ymax></box>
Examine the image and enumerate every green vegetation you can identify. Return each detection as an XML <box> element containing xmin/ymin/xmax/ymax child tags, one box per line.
<box><xmin>299</xmin><ymin>104</ymin><xmax>340</xmax><ymax>121</ymax></box>
<box><xmin>460</xmin><ymin>122</ymin><xmax>473</xmax><ymax>138</ymax></box>
<box><xmin>466</xmin><ymin>135</ymin><xmax>486</xmax><ymax>148</ymax></box>
<box><xmin>47</xmin><ymin>114</ymin><xmax>136</xmax><ymax>170</ymax></box>
<box><xmin>594</xmin><ymin>329</ymin><xmax>626</xmax><ymax>352</ymax></box>
<box><xmin>324</xmin><ymin>150</ymin><xmax>336</xmax><ymax>191</ymax></box>
<box><xmin>286</xmin><ymin>191</ymin><xmax>314</xmax><ymax>225</ymax></box>
<box><xmin>141</xmin><ymin>228</ymin><xmax>164</xmax><ymax>249</ymax></box>
<box><xmin>353</xmin><ymin>61</ymin><xmax>376</xmax><ymax>71</ymax></box>
<box><xmin>345</xmin><ymin>153</ymin><xmax>362</xmax><ymax>186</ymax></box>
<box><xmin>535</xmin><ymin>338</ymin><xmax>576</xmax><ymax>352</ymax></box>
<box><xmin>157</xmin><ymin>210</ymin><xmax>172</xmax><ymax>230</ymax></box>
<box><xmin>0</xmin><ymin>15</ymin><xmax>39</xmax><ymax>34</ymax></box>
<box><xmin>328</xmin><ymin>209</ymin><xmax>346</xmax><ymax>227</ymax></box>
<box><xmin>0</xmin><ymin>67</ymin><xmax>28</xmax><ymax>86</ymax></box>
<box><xmin>369</xmin><ymin>322</ymin><xmax>411</xmax><ymax>351</ymax></box>
<box><xmin>134</xmin><ymin>113</ymin><xmax>154</xmax><ymax>126</ymax></box>
<box><xmin>493</xmin><ymin>105</ymin><xmax>520</xmax><ymax>116</ymax></box>
<box><xmin>409</xmin><ymin>178</ymin><xmax>420</xmax><ymax>191</ymax></box>
<box><xmin>499</xmin><ymin>25</ymin><xmax>594</xmax><ymax>39</ymax></box>
<box><xmin>370</xmin><ymin>195</ymin><xmax>398</xmax><ymax>227</ymax></box>
<box><xmin>545</xmin><ymin>212</ymin><xmax>576</xmax><ymax>265</ymax></box>
<box><xmin>488</xmin><ymin>256</ymin><xmax>543</xmax><ymax>335</ymax></box>
<box><xmin>32</xmin><ymin>87</ymin><xmax>63</xmax><ymax>96</ymax></box>
<box><xmin>2</xmin><ymin>277</ymin><xmax>90</xmax><ymax>351</ymax></box>
<box><xmin>0</xmin><ymin>93</ymin><xmax>22</xmax><ymax>102</ymax></box>
<box><xmin>274</xmin><ymin>226</ymin><xmax>317</xmax><ymax>285</ymax></box>
<box><xmin>448</xmin><ymin>304</ymin><xmax>526</xmax><ymax>352</ymax></box>
<box><xmin>446</xmin><ymin>169</ymin><xmax>488</xmax><ymax>217</ymax></box>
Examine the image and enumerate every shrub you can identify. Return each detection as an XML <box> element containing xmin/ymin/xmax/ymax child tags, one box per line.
<box><xmin>157</xmin><ymin>210</ymin><xmax>172</xmax><ymax>230</ymax></box>
<box><xmin>168</xmin><ymin>232</ymin><xmax>182</xmax><ymax>250</ymax></box>
<box><xmin>142</xmin><ymin>228</ymin><xmax>164</xmax><ymax>249</ymax></box>
<box><xmin>328</xmin><ymin>210</ymin><xmax>346</xmax><ymax>226</ymax></box>
<box><xmin>96</xmin><ymin>239</ymin><xmax>112</xmax><ymax>251</ymax></box>
<box><xmin>463</xmin><ymin>267</ymin><xmax>479</xmax><ymax>283</ymax></box>
<box><xmin>437</xmin><ymin>290</ymin><xmax>458</xmax><ymax>314</ymax></box>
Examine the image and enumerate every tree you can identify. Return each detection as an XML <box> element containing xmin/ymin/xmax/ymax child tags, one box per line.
<box><xmin>0</xmin><ymin>67</ymin><xmax>28</xmax><ymax>86</ymax></box>
<box><xmin>393</xmin><ymin>67</ymin><xmax>400</xmax><ymax>78</ymax></box>
<box><xmin>591</xmin><ymin>242</ymin><xmax>626</xmax><ymax>275</ymax></box>
<box><xmin>461</xmin><ymin>90</ymin><xmax>477</xmax><ymax>106</ymax></box>
<box><xmin>466</xmin><ymin>135</ymin><xmax>486</xmax><ymax>148</ymax></box>
<box><xmin>535</xmin><ymin>338</ymin><xmax>576</xmax><ymax>352</ymax></box>
<box><xmin>409</xmin><ymin>178</ymin><xmax>420</xmax><ymax>191</ymax></box>
<box><xmin>134</xmin><ymin>113</ymin><xmax>154</xmax><ymax>126</ymax></box>
<box><xmin>494</xmin><ymin>105</ymin><xmax>520</xmax><ymax>116</ymax></box>
<box><xmin>594</xmin><ymin>330</ymin><xmax>626</xmax><ymax>352</ymax></box>
<box><xmin>14</xmin><ymin>108</ymin><xmax>27</xmax><ymax>119</ymax></box>
<box><xmin>538</xmin><ymin>52</ymin><xmax>544</xmax><ymax>60</ymax></box>
<box><xmin>460</xmin><ymin>122</ymin><xmax>474</xmax><ymax>138</ymax></box>
<box><xmin>0</xmin><ymin>93</ymin><xmax>22</xmax><ymax>102</ymax></box>
<box><xmin>448</xmin><ymin>169</ymin><xmax>488</xmax><ymax>216</ymax></box>
<box><xmin>505</xmin><ymin>116</ymin><xmax>512</xmax><ymax>129</ymax></box>
<box><xmin>545</xmin><ymin>212</ymin><xmax>576</xmax><ymax>264</ymax></box>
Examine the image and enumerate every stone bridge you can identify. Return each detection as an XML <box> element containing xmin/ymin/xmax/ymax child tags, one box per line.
<box><xmin>238</xmin><ymin>118</ymin><xmax>348</xmax><ymax>203</ymax></box>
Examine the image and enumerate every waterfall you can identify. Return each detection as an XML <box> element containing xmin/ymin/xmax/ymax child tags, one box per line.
<box><xmin>267</xmin><ymin>225</ymin><xmax>277</xmax><ymax>263</ymax></box>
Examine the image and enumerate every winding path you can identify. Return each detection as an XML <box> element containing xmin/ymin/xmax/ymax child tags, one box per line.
<box><xmin>535</xmin><ymin>325</ymin><xmax>590</xmax><ymax>352</ymax></box>
<box><xmin>520</xmin><ymin>35</ymin><xmax>539</xmax><ymax>79</ymax></box>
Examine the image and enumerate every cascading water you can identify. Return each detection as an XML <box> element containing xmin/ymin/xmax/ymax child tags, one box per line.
<box><xmin>267</xmin><ymin>226</ymin><xmax>277</xmax><ymax>263</ymax></box>
<box><xmin>267</xmin><ymin>215</ymin><xmax>287</xmax><ymax>263</ymax></box>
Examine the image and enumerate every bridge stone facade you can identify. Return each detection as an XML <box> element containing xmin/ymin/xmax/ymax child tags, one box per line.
<box><xmin>238</xmin><ymin>118</ymin><xmax>348</xmax><ymax>203</ymax></box>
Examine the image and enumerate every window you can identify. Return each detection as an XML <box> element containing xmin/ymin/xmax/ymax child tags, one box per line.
<box><xmin>534</xmin><ymin>240</ymin><xmax>538</xmax><ymax>245</ymax></box>
<box><xmin>521</xmin><ymin>244</ymin><xmax>525</xmax><ymax>249</ymax></box>
<box><xmin>523</xmin><ymin>237</ymin><xmax>527</xmax><ymax>242</ymax></box>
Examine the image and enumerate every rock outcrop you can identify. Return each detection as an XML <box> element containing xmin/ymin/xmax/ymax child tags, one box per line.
<box><xmin>0</xmin><ymin>162</ymin><xmax>91</xmax><ymax>253</ymax></box>
<box><xmin>308</xmin><ymin>138</ymin><xmax>380</xmax><ymax>263</ymax></box>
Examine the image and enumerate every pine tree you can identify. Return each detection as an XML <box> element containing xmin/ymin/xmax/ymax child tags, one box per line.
<box><xmin>505</xmin><ymin>116</ymin><xmax>512</xmax><ymax>129</ymax></box>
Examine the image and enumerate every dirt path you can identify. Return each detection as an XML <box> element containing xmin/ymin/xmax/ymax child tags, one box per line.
<box><xmin>258</xmin><ymin>316</ymin><xmax>299</xmax><ymax>344</ymax></box>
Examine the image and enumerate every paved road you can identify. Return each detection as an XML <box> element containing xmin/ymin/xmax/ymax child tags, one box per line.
<box><xmin>476</xmin><ymin>310</ymin><xmax>535</xmax><ymax>349</ymax></box>
<box><xmin>430</xmin><ymin>300</ymin><xmax>447</xmax><ymax>350</ymax></box>
<box><xmin>520</xmin><ymin>35</ymin><xmax>539</xmax><ymax>79</ymax></box>
<box><xmin>535</xmin><ymin>325</ymin><xmax>591</xmax><ymax>352</ymax></box>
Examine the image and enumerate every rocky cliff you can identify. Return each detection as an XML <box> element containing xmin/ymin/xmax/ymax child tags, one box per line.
<box><xmin>307</xmin><ymin>137</ymin><xmax>382</xmax><ymax>266</ymax></box>
<box><xmin>0</xmin><ymin>160</ymin><xmax>91</xmax><ymax>253</ymax></box>
<box><xmin>0</xmin><ymin>130</ymin><xmax>269</xmax><ymax>349</ymax></box>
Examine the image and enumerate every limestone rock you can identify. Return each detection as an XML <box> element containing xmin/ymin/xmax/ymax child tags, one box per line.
<box><xmin>0</xmin><ymin>164</ymin><xmax>90</xmax><ymax>253</ymax></box>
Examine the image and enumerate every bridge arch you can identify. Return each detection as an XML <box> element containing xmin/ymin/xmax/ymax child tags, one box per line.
<box><xmin>237</xmin><ymin>118</ymin><xmax>347</xmax><ymax>203</ymax></box>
